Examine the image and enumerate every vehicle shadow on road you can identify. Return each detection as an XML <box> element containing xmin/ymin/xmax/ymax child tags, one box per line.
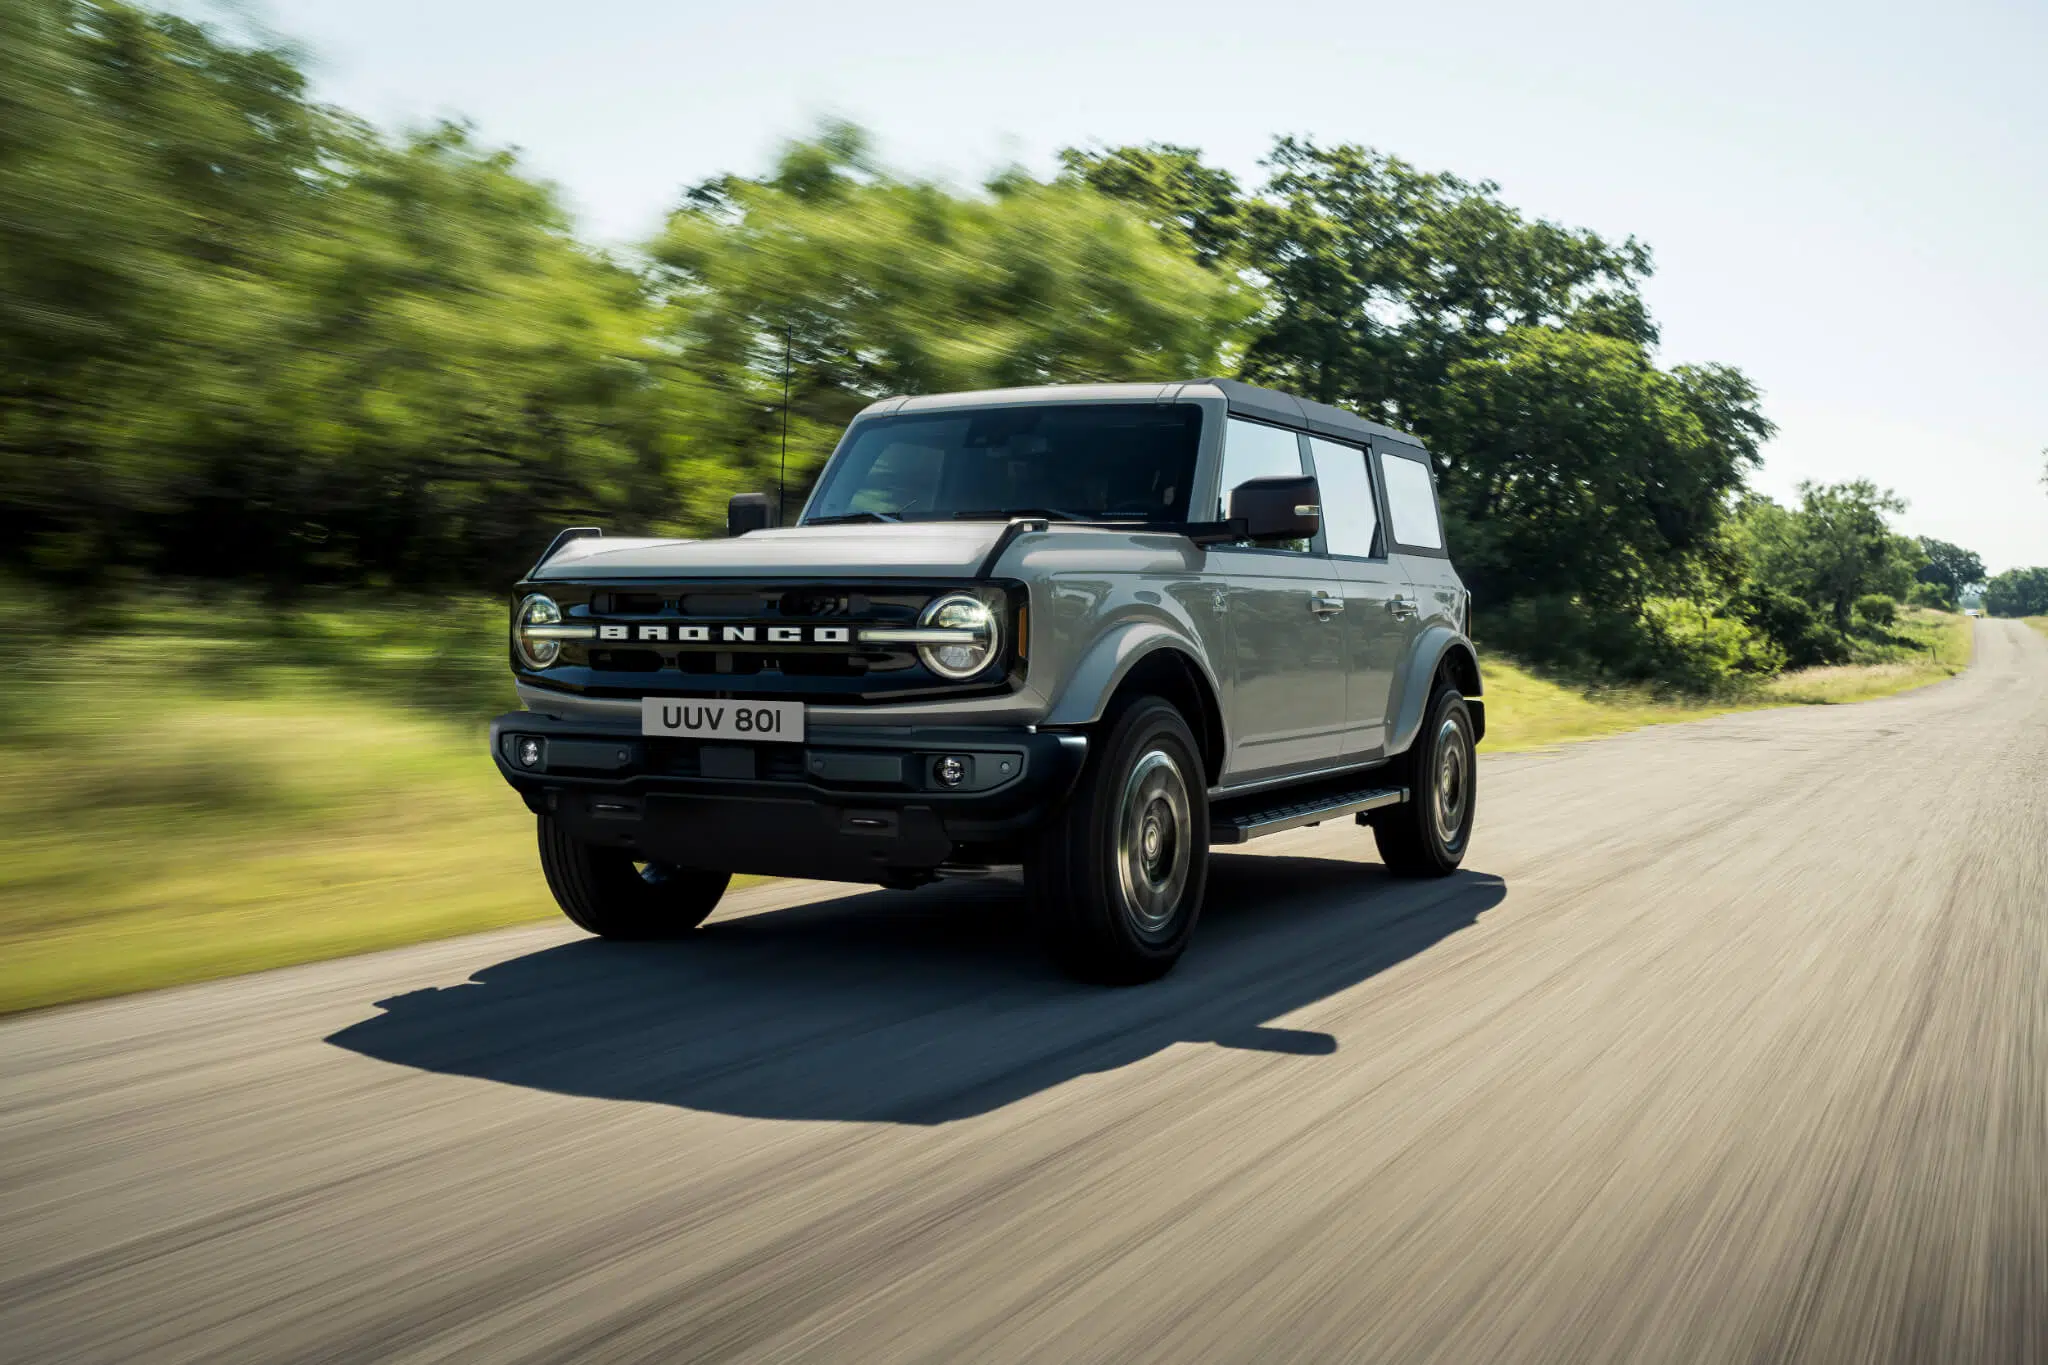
<box><xmin>326</xmin><ymin>854</ymin><xmax>1506</xmax><ymax>1124</ymax></box>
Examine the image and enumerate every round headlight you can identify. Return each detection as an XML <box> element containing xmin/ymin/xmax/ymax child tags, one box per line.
<box><xmin>514</xmin><ymin>594</ymin><xmax>564</xmax><ymax>669</ymax></box>
<box><xmin>917</xmin><ymin>594</ymin><xmax>999</xmax><ymax>680</ymax></box>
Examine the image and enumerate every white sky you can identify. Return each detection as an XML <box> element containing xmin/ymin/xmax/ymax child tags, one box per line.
<box><xmin>205</xmin><ymin>0</ymin><xmax>2046</xmax><ymax>572</ymax></box>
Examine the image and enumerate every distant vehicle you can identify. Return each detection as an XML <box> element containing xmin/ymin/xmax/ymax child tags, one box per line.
<box><xmin>1965</xmin><ymin>609</ymin><xmax>1983</xmax><ymax>617</ymax></box>
<box><xmin>490</xmin><ymin>379</ymin><xmax>1482</xmax><ymax>983</ymax></box>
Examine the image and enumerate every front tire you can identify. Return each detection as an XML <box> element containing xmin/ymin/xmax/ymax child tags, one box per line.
<box><xmin>1373</xmin><ymin>683</ymin><xmax>1477</xmax><ymax>877</ymax></box>
<box><xmin>1027</xmin><ymin>698</ymin><xmax>1209</xmax><ymax>984</ymax></box>
<box><xmin>537</xmin><ymin>814</ymin><xmax>730</xmax><ymax>939</ymax></box>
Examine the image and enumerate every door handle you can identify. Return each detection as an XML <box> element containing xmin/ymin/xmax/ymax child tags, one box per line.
<box><xmin>1388</xmin><ymin>595</ymin><xmax>1419</xmax><ymax>620</ymax></box>
<box><xmin>1308</xmin><ymin>589</ymin><xmax>1345</xmax><ymax>618</ymax></box>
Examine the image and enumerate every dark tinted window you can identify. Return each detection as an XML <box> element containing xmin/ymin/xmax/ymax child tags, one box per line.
<box><xmin>806</xmin><ymin>403</ymin><xmax>1202</xmax><ymax>523</ymax></box>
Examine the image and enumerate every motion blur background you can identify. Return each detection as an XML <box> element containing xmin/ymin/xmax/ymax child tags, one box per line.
<box><xmin>1</xmin><ymin>0</ymin><xmax>2042</xmax><ymax>1011</ymax></box>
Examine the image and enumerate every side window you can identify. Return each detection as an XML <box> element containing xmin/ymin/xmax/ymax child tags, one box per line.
<box><xmin>1378</xmin><ymin>450</ymin><xmax>1444</xmax><ymax>551</ymax></box>
<box><xmin>1306</xmin><ymin>437</ymin><xmax>1379</xmax><ymax>558</ymax></box>
<box><xmin>1218</xmin><ymin>418</ymin><xmax>1310</xmax><ymax>553</ymax></box>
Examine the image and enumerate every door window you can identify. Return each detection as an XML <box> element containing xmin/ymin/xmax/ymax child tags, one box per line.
<box><xmin>1307</xmin><ymin>437</ymin><xmax>1379</xmax><ymax>558</ymax></box>
<box><xmin>1219</xmin><ymin>418</ymin><xmax>1310</xmax><ymax>552</ymax></box>
<box><xmin>1378</xmin><ymin>450</ymin><xmax>1444</xmax><ymax>551</ymax></box>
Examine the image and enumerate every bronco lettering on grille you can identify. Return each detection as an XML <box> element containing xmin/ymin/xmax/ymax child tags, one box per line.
<box><xmin>598</xmin><ymin>623</ymin><xmax>855</xmax><ymax>646</ymax></box>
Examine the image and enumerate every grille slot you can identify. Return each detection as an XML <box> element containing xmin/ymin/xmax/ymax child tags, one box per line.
<box><xmin>780</xmin><ymin>589</ymin><xmax>870</xmax><ymax>618</ymax></box>
<box><xmin>595</xmin><ymin>592</ymin><xmax>665</xmax><ymax>615</ymax></box>
<box><xmin>681</xmin><ymin>592</ymin><xmax>767</xmax><ymax>616</ymax></box>
<box><xmin>589</xmin><ymin>649</ymin><xmax>662</xmax><ymax>672</ymax></box>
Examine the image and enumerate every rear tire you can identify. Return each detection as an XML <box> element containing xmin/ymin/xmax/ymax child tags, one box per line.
<box><xmin>1373</xmin><ymin>682</ymin><xmax>1477</xmax><ymax>877</ymax></box>
<box><xmin>1027</xmin><ymin>698</ymin><xmax>1209</xmax><ymax>984</ymax></box>
<box><xmin>537</xmin><ymin>814</ymin><xmax>730</xmax><ymax>939</ymax></box>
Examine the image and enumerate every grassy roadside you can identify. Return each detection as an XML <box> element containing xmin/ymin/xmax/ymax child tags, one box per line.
<box><xmin>0</xmin><ymin>597</ymin><xmax>1976</xmax><ymax>1015</ymax></box>
<box><xmin>0</xmin><ymin>596</ymin><xmax>560</xmax><ymax>1015</ymax></box>
<box><xmin>1479</xmin><ymin>607</ymin><xmax>1973</xmax><ymax>752</ymax></box>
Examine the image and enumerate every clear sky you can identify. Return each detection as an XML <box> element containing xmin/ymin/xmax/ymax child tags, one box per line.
<box><xmin>208</xmin><ymin>0</ymin><xmax>2046</xmax><ymax>572</ymax></box>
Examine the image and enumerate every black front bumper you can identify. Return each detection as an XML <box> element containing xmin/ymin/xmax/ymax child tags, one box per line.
<box><xmin>490</xmin><ymin>712</ymin><xmax>1087</xmax><ymax>884</ymax></box>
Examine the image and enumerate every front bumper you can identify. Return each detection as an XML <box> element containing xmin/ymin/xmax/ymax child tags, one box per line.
<box><xmin>489</xmin><ymin>711</ymin><xmax>1087</xmax><ymax>884</ymax></box>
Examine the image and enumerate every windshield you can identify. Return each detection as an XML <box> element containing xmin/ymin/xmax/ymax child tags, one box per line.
<box><xmin>803</xmin><ymin>403</ymin><xmax>1203</xmax><ymax>524</ymax></box>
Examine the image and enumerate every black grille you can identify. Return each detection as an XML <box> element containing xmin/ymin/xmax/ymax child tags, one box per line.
<box><xmin>514</xmin><ymin>578</ymin><xmax>1021</xmax><ymax>703</ymax></box>
<box><xmin>589</xmin><ymin>649</ymin><xmax>662</xmax><ymax>672</ymax></box>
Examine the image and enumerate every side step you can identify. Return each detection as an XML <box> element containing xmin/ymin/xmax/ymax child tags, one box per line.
<box><xmin>1208</xmin><ymin>785</ymin><xmax>1408</xmax><ymax>845</ymax></box>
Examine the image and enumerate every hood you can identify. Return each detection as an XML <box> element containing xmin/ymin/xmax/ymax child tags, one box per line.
<box><xmin>530</xmin><ymin>521</ymin><xmax>1010</xmax><ymax>581</ymax></box>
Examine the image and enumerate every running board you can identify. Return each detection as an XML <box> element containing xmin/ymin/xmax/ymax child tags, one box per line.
<box><xmin>1208</xmin><ymin>785</ymin><xmax>1408</xmax><ymax>845</ymax></box>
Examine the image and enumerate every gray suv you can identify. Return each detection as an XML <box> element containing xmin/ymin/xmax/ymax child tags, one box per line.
<box><xmin>491</xmin><ymin>378</ymin><xmax>1482</xmax><ymax>983</ymax></box>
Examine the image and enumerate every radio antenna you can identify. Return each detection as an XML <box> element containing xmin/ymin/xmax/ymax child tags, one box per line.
<box><xmin>777</xmin><ymin>323</ymin><xmax>792</xmax><ymax>527</ymax></box>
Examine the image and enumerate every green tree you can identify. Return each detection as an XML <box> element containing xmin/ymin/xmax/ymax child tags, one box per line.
<box><xmin>1055</xmin><ymin>143</ymin><xmax>1245</xmax><ymax>269</ymax></box>
<box><xmin>1983</xmin><ymin>566</ymin><xmax>2048</xmax><ymax>617</ymax></box>
<box><xmin>1739</xmin><ymin>482</ymin><xmax>1925</xmax><ymax>634</ymax></box>
<box><xmin>1429</xmin><ymin>328</ymin><xmax>1768</xmax><ymax>618</ymax></box>
<box><xmin>1067</xmin><ymin>134</ymin><xmax>1771</xmax><ymax>687</ymax></box>
<box><xmin>0</xmin><ymin>1</ymin><xmax>666</xmax><ymax>588</ymax></box>
<box><xmin>1913</xmin><ymin>537</ymin><xmax>1985</xmax><ymax>609</ymax></box>
<box><xmin>648</xmin><ymin>128</ymin><xmax>1250</xmax><ymax>527</ymax></box>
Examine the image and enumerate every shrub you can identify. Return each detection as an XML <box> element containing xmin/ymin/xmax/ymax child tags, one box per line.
<box><xmin>1735</xmin><ymin>586</ymin><xmax>1848</xmax><ymax>669</ymax></box>
<box><xmin>1852</xmin><ymin>594</ymin><xmax>1898</xmax><ymax>631</ymax></box>
<box><xmin>1478</xmin><ymin>595</ymin><xmax>1781</xmax><ymax>694</ymax></box>
<box><xmin>1908</xmin><ymin>581</ymin><xmax>1952</xmax><ymax>610</ymax></box>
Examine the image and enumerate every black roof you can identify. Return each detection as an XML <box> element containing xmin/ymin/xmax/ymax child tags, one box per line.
<box><xmin>1197</xmin><ymin>377</ymin><xmax>1426</xmax><ymax>453</ymax></box>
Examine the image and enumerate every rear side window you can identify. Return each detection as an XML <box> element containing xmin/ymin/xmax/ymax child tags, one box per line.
<box><xmin>1378</xmin><ymin>450</ymin><xmax>1444</xmax><ymax>551</ymax></box>
<box><xmin>1306</xmin><ymin>437</ymin><xmax>1379</xmax><ymax>558</ymax></box>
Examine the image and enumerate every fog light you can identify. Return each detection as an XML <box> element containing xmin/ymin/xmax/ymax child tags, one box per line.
<box><xmin>935</xmin><ymin>755</ymin><xmax>967</xmax><ymax>787</ymax></box>
<box><xmin>518</xmin><ymin>737</ymin><xmax>543</xmax><ymax>769</ymax></box>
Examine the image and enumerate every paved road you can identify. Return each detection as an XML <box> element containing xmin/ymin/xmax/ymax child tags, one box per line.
<box><xmin>5</xmin><ymin>620</ymin><xmax>2046</xmax><ymax>1364</ymax></box>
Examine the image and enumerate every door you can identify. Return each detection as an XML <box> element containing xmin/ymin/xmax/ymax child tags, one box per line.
<box><xmin>1305</xmin><ymin>436</ymin><xmax>1405</xmax><ymax>757</ymax></box>
<box><xmin>1211</xmin><ymin>418</ymin><xmax>1347</xmax><ymax>781</ymax></box>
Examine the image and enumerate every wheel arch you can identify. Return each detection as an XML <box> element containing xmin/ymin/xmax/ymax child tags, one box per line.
<box><xmin>1043</xmin><ymin>623</ymin><xmax>1228</xmax><ymax>788</ymax></box>
<box><xmin>1388</xmin><ymin>629</ymin><xmax>1486</xmax><ymax>754</ymax></box>
<box><xmin>1105</xmin><ymin>648</ymin><xmax>1228</xmax><ymax>788</ymax></box>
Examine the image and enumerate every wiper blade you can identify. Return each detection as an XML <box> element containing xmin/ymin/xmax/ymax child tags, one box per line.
<box><xmin>949</xmin><ymin>507</ymin><xmax>1090</xmax><ymax>523</ymax></box>
<box><xmin>804</xmin><ymin>511</ymin><xmax>900</xmax><ymax>525</ymax></box>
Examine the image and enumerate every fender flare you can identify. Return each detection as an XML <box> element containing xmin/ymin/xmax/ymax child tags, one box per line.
<box><xmin>1387</xmin><ymin>627</ymin><xmax>1485</xmax><ymax>754</ymax></box>
<box><xmin>1042</xmin><ymin>620</ymin><xmax>1227</xmax><ymax>735</ymax></box>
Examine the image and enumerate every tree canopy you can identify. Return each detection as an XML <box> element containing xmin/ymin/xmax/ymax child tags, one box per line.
<box><xmin>0</xmin><ymin>0</ymin><xmax>1989</xmax><ymax>689</ymax></box>
<box><xmin>1984</xmin><ymin>567</ymin><xmax>2048</xmax><ymax>618</ymax></box>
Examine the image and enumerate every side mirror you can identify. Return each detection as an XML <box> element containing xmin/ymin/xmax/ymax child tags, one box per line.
<box><xmin>1229</xmin><ymin>475</ymin><xmax>1321</xmax><ymax>543</ymax></box>
<box><xmin>727</xmin><ymin>492</ymin><xmax>775</xmax><ymax>537</ymax></box>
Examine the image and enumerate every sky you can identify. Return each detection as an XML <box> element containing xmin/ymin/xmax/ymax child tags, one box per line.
<box><xmin>204</xmin><ymin>0</ymin><xmax>2046</xmax><ymax>572</ymax></box>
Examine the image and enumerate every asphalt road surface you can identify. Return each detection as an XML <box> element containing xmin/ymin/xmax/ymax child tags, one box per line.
<box><xmin>5</xmin><ymin>620</ymin><xmax>2046</xmax><ymax>1364</ymax></box>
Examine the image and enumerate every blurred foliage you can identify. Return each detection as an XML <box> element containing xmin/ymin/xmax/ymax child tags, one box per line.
<box><xmin>648</xmin><ymin>123</ymin><xmax>1249</xmax><ymax>528</ymax></box>
<box><xmin>0</xmin><ymin>1</ymin><xmax>1988</xmax><ymax>692</ymax></box>
<box><xmin>1</xmin><ymin>1</ymin><xmax>665</xmax><ymax>588</ymax></box>
<box><xmin>0</xmin><ymin>6</ymin><xmax>1239</xmax><ymax>589</ymax></box>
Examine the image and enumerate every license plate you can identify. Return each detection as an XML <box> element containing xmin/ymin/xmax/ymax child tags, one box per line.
<box><xmin>641</xmin><ymin>697</ymin><xmax>805</xmax><ymax>742</ymax></box>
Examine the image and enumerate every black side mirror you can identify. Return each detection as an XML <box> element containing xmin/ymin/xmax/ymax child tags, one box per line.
<box><xmin>727</xmin><ymin>492</ymin><xmax>775</xmax><ymax>537</ymax></box>
<box><xmin>1229</xmin><ymin>475</ymin><xmax>1321</xmax><ymax>543</ymax></box>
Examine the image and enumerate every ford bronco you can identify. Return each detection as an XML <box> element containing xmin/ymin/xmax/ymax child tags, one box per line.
<box><xmin>491</xmin><ymin>378</ymin><xmax>1482</xmax><ymax>983</ymax></box>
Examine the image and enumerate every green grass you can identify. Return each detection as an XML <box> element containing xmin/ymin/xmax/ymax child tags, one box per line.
<box><xmin>1753</xmin><ymin>607</ymin><xmax>1973</xmax><ymax>705</ymax></box>
<box><xmin>0</xmin><ymin>592</ymin><xmax>562</xmax><ymax>1015</ymax></box>
<box><xmin>2028</xmin><ymin>617</ymin><xmax>2048</xmax><ymax>640</ymax></box>
<box><xmin>1481</xmin><ymin>607</ymin><xmax>1973</xmax><ymax>752</ymax></box>
<box><xmin>1477</xmin><ymin>663</ymin><xmax>1752</xmax><ymax>752</ymax></box>
<box><xmin>0</xmin><ymin>592</ymin><xmax>1980</xmax><ymax>1014</ymax></box>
